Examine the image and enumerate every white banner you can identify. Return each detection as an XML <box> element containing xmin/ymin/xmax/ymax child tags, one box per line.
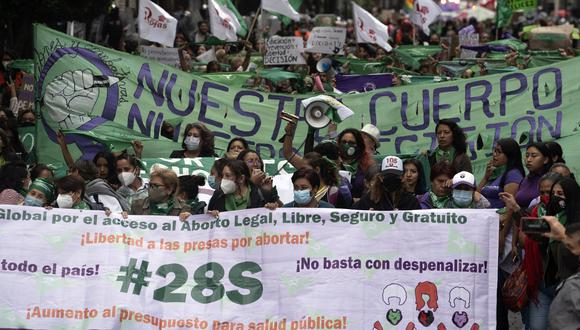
<box><xmin>264</xmin><ymin>37</ymin><xmax>306</xmax><ymax>65</ymax></box>
<box><xmin>305</xmin><ymin>27</ymin><xmax>346</xmax><ymax>55</ymax></box>
<box><xmin>140</xmin><ymin>46</ymin><xmax>181</xmax><ymax>68</ymax></box>
<box><xmin>0</xmin><ymin>206</ymin><xmax>498</xmax><ymax>329</ymax></box>
<box><xmin>138</xmin><ymin>0</ymin><xmax>178</xmax><ymax>47</ymax></box>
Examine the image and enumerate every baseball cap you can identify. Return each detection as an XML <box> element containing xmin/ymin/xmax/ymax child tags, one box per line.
<box><xmin>361</xmin><ymin>124</ymin><xmax>380</xmax><ymax>148</ymax></box>
<box><xmin>381</xmin><ymin>156</ymin><xmax>403</xmax><ymax>175</ymax></box>
<box><xmin>452</xmin><ymin>171</ymin><xmax>476</xmax><ymax>188</ymax></box>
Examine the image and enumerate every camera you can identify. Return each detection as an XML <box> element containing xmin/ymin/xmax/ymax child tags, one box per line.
<box><xmin>521</xmin><ymin>217</ymin><xmax>551</xmax><ymax>234</ymax></box>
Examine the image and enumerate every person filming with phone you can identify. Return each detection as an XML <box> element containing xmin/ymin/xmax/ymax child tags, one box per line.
<box><xmin>500</xmin><ymin>176</ymin><xmax>580</xmax><ymax>329</ymax></box>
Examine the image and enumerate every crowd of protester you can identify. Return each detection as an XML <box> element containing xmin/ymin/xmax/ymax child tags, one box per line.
<box><xmin>1</xmin><ymin>5</ymin><xmax>580</xmax><ymax>329</ymax></box>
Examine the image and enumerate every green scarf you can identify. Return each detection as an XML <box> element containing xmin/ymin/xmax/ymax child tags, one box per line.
<box><xmin>429</xmin><ymin>190</ymin><xmax>450</xmax><ymax>209</ymax></box>
<box><xmin>73</xmin><ymin>200</ymin><xmax>91</xmax><ymax>210</ymax></box>
<box><xmin>342</xmin><ymin>161</ymin><xmax>359</xmax><ymax>176</ymax></box>
<box><xmin>434</xmin><ymin>146</ymin><xmax>456</xmax><ymax>164</ymax></box>
<box><xmin>488</xmin><ymin>165</ymin><xmax>507</xmax><ymax>182</ymax></box>
<box><xmin>550</xmin><ymin>211</ymin><xmax>567</xmax><ymax>244</ymax></box>
<box><xmin>150</xmin><ymin>198</ymin><xmax>175</xmax><ymax>216</ymax></box>
<box><xmin>225</xmin><ymin>186</ymin><xmax>251</xmax><ymax>211</ymax></box>
<box><xmin>29</xmin><ymin>178</ymin><xmax>56</xmax><ymax>202</ymax></box>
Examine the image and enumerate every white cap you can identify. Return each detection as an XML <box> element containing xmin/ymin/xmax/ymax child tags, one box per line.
<box><xmin>361</xmin><ymin>124</ymin><xmax>380</xmax><ymax>148</ymax></box>
<box><xmin>452</xmin><ymin>171</ymin><xmax>476</xmax><ymax>188</ymax></box>
<box><xmin>381</xmin><ymin>156</ymin><xmax>403</xmax><ymax>175</ymax></box>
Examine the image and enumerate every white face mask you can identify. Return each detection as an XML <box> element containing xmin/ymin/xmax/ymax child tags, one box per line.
<box><xmin>220</xmin><ymin>179</ymin><xmax>236</xmax><ymax>195</ymax></box>
<box><xmin>184</xmin><ymin>136</ymin><xmax>200</xmax><ymax>151</ymax></box>
<box><xmin>56</xmin><ymin>194</ymin><xmax>74</xmax><ymax>208</ymax></box>
<box><xmin>118</xmin><ymin>171</ymin><xmax>136</xmax><ymax>186</ymax></box>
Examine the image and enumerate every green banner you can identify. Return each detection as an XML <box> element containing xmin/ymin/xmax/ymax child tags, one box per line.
<box><xmin>507</xmin><ymin>0</ymin><xmax>537</xmax><ymax>10</ymax></box>
<box><xmin>34</xmin><ymin>25</ymin><xmax>580</xmax><ymax>181</ymax></box>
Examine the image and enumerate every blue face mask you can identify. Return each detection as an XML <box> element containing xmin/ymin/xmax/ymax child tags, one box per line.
<box><xmin>452</xmin><ymin>189</ymin><xmax>473</xmax><ymax>207</ymax></box>
<box><xmin>294</xmin><ymin>189</ymin><xmax>312</xmax><ymax>205</ymax></box>
<box><xmin>24</xmin><ymin>195</ymin><xmax>43</xmax><ymax>207</ymax></box>
<box><xmin>207</xmin><ymin>175</ymin><xmax>217</xmax><ymax>190</ymax></box>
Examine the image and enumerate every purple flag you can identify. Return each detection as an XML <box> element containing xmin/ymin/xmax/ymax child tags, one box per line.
<box><xmin>335</xmin><ymin>73</ymin><xmax>394</xmax><ymax>93</ymax></box>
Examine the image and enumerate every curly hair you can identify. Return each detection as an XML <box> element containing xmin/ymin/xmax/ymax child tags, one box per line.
<box><xmin>337</xmin><ymin>128</ymin><xmax>375</xmax><ymax>172</ymax></box>
<box><xmin>436</xmin><ymin>119</ymin><xmax>467</xmax><ymax>155</ymax></box>
<box><xmin>181</xmin><ymin>123</ymin><xmax>215</xmax><ymax>157</ymax></box>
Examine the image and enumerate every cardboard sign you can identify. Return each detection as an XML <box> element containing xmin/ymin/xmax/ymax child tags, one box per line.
<box><xmin>264</xmin><ymin>36</ymin><xmax>306</xmax><ymax>65</ymax></box>
<box><xmin>460</xmin><ymin>33</ymin><xmax>479</xmax><ymax>59</ymax></box>
<box><xmin>139</xmin><ymin>46</ymin><xmax>180</xmax><ymax>68</ymax></box>
<box><xmin>305</xmin><ymin>27</ymin><xmax>346</xmax><ymax>55</ymax></box>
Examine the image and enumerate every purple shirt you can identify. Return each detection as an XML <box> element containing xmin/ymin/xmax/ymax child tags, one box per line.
<box><xmin>481</xmin><ymin>169</ymin><xmax>524</xmax><ymax>208</ymax></box>
<box><xmin>515</xmin><ymin>173</ymin><xmax>542</xmax><ymax>208</ymax></box>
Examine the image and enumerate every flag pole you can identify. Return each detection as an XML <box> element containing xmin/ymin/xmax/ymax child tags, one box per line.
<box><xmin>245</xmin><ymin>6</ymin><xmax>262</xmax><ymax>43</ymax></box>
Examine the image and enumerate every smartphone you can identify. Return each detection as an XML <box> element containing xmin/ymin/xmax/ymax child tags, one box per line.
<box><xmin>521</xmin><ymin>217</ymin><xmax>551</xmax><ymax>234</ymax></box>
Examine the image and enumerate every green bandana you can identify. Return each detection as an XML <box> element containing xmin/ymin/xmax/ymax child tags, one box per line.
<box><xmin>429</xmin><ymin>190</ymin><xmax>450</xmax><ymax>209</ymax></box>
<box><xmin>150</xmin><ymin>198</ymin><xmax>175</xmax><ymax>216</ymax></box>
<box><xmin>73</xmin><ymin>200</ymin><xmax>91</xmax><ymax>210</ymax></box>
<box><xmin>225</xmin><ymin>186</ymin><xmax>251</xmax><ymax>211</ymax></box>
<box><xmin>29</xmin><ymin>178</ymin><xmax>56</xmax><ymax>203</ymax></box>
<box><xmin>342</xmin><ymin>161</ymin><xmax>359</xmax><ymax>176</ymax></box>
<box><xmin>550</xmin><ymin>211</ymin><xmax>567</xmax><ymax>244</ymax></box>
<box><xmin>434</xmin><ymin>146</ymin><xmax>456</xmax><ymax>164</ymax></box>
<box><xmin>488</xmin><ymin>165</ymin><xmax>507</xmax><ymax>182</ymax></box>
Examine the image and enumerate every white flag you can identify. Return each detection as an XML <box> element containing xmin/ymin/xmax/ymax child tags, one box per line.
<box><xmin>208</xmin><ymin>0</ymin><xmax>248</xmax><ymax>41</ymax></box>
<box><xmin>138</xmin><ymin>0</ymin><xmax>178</xmax><ymax>47</ymax></box>
<box><xmin>352</xmin><ymin>2</ymin><xmax>392</xmax><ymax>52</ymax></box>
<box><xmin>262</xmin><ymin>0</ymin><xmax>301</xmax><ymax>22</ymax></box>
<box><xmin>411</xmin><ymin>0</ymin><xmax>442</xmax><ymax>35</ymax></box>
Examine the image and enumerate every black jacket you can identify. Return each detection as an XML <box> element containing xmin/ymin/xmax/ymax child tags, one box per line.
<box><xmin>353</xmin><ymin>191</ymin><xmax>420</xmax><ymax>211</ymax></box>
<box><xmin>208</xmin><ymin>183</ymin><xmax>276</xmax><ymax>212</ymax></box>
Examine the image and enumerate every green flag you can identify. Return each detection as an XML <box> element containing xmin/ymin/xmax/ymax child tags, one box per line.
<box><xmin>274</xmin><ymin>0</ymin><xmax>303</xmax><ymax>27</ymax></box>
<box><xmin>496</xmin><ymin>0</ymin><xmax>513</xmax><ymax>28</ymax></box>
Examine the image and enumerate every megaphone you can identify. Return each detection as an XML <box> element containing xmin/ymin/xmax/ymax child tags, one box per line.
<box><xmin>316</xmin><ymin>58</ymin><xmax>333</xmax><ymax>73</ymax></box>
<box><xmin>304</xmin><ymin>101</ymin><xmax>332</xmax><ymax>129</ymax></box>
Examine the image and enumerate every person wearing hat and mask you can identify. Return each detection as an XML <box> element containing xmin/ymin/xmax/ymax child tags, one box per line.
<box><xmin>353</xmin><ymin>156</ymin><xmax>420</xmax><ymax>211</ymax></box>
<box><xmin>449</xmin><ymin>171</ymin><xmax>490</xmax><ymax>209</ymax></box>
<box><xmin>361</xmin><ymin>124</ymin><xmax>380</xmax><ymax>155</ymax></box>
<box><xmin>24</xmin><ymin>178</ymin><xmax>55</xmax><ymax>207</ymax></box>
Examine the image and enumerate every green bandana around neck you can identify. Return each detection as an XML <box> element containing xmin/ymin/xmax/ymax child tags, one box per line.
<box><xmin>488</xmin><ymin>165</ymin><xmax>507</xmax><ymax>182</ymax></box>
<box><xmin>225</xmin><ymin>185</ymin><xmax>251</xmax><ymax>211</ymax></box>
<box><xmin>429</xmin><ymin>190</ymin><xmax>450</xmax><ymax>209</ymax></box>
<box><xmin>150</xmin><ymin>197</ymin><xmax>175</xmax><ymax>215</ymax></box>
<box><xmin>435</xmin><ymin>146</ymin><xmax>456</xmax><ymax>164</ymax></box>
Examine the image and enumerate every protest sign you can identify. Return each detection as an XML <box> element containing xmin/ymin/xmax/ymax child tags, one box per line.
<box><xmin>33</xmin><ymin>25</ymin><xmax>580</xmax><ymax>177</ymax></box>
<box><xmin>139</xmin><ymin>46</ymin><xmax>181</xmax><ymax>68</ymax></box>
<box><xmin>305</xmin><ymin>27</ymin><xmax>346</xmax><ymax>55</ymax></box>
<box><xmin>17</xmin><ymin>73</ymin><xmax>35</xmax><ymax>111</ymax></box>
<box><xmin>0</xmin><ymin>205</ymin><xmax>498</xmax><ymax>329</ymax></box>
<box><xmin>264</xmin><ymin>37</ymin><xmax>306</xmax><ymax>65</ymax></box>
<box><xmin>460</xmin><ymin>34</ymin><xmax>479</xmax><ymax>59</ymax></box>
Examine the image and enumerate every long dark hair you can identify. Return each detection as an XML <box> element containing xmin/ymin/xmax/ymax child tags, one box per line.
<box><xmin>237</xmin><ymin>149</ymin><xmax>264</xmax><ymax>171</ymax></box>
<box><xmin>0</xmin><ymin>162</ymin><xmax>27</xmax><ymax>192</ymax></box>
<box><xmin>545</xmin><ymin>141</ymin><xmax>564</xmax><ymax>163</ymax></box>
<box><xmin>223</xmin><ymin>159</ymin><xmax>251</xmax><ymax>187</ymax></box>
<box><xmin>181</xmin><ymin>122</ymin><xmax>215</xmax><ymax>157</ymax></box>
<box><xmin>93</xmin><ymin>151</ymin><xmax>119</xmax><ymax>185</ymax></box>
<box><xmin>227</xmin><ymin>137</ymin><xmax>249</xmax><ymax>152</ymax></box>
<box><xmin>496</xmin><ymin>138</ymin><xmax>525</xmax><ymax>188</ymax></box>
<box><xmin>436</xmin><ymin>119</ymin><xmax>467</xmax><ymax>155</ymax></box>
<box><xmin>305</xmin><ymin>152</ymin><xmax>340</xmax><ymax>186</ymax></box>
<box><xmin>337</xmin><ymin>128</ymin><xmax>374</xmax><ymax>171</ymax></box>
<box><xmin>526</xmin><ymin>142</ymin><xmax>553</xmax><ymax>175</ymax></box>
<box><xmin>403</xmin><ymin>158</ymin><xmax>427</xmax><ymax>194</ymax></box>
<box><xmin>550</xmin><ymin>177</ymin><xmax>580</xmax><ymax>225</ymax></box>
